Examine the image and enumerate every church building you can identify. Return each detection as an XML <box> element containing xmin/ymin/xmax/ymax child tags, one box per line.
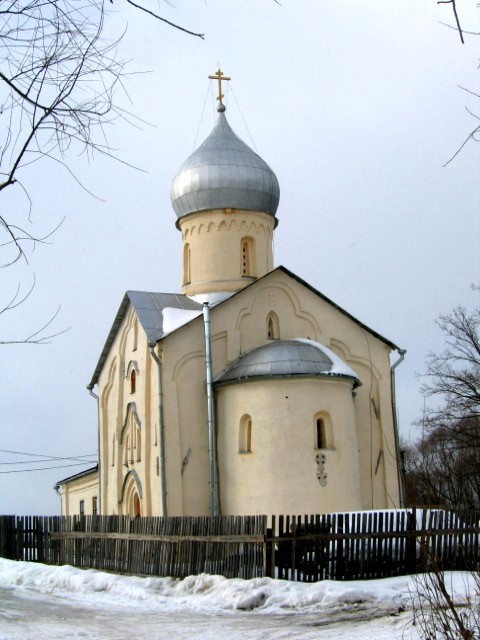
<box><xmin>57</xmin><ymin>72</ymin><xmax>405</xmax><ymax>518</ymax></box>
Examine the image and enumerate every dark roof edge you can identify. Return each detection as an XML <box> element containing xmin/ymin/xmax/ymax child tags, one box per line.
<box><xmin>88</xmin><ymin>293</ymin><xmax>131</xmax><ymax>390</ymax></box>
<box><xmin>56</xmin><ymin>464</ymin><xmax>99</xmax><ymax>486</ymax></box>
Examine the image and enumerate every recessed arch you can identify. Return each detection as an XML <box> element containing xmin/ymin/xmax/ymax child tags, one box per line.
<box><xmin>120</xmin><ymin>470</ymin><xmax>143</xmax><ymax>516</ymax></box>
<box><xmin>314</xmin><ymin>412</ymin><xmax>334</xmax><ymax>450</ymax></box>
<box><xmin>266</xmin><ymin>311</ymin><xmax>280</xmax><ymax>340</ymax></box>
<box><xmin>239</xmin><ymin>414</ymin><xmax>253</xmax><ymax>453</ymax></box>
<box><xmin>120</xmin><ymin>402</ymin><xmax>141</xmax><ymax>443</ymax></box>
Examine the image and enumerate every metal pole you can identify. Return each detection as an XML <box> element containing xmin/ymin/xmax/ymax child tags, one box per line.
<box><xmin>150</xmin><ymin>344</ymin><xmax>168</xmax><ymax>517</ymax></box>
<box><xmin>203</xmin><ymin>303</ymin><xmax>218</xmax><ymax>517</ymax></box>
<box><xmin>87</xmin><ymin>385</ymin><xmax>101</xmax><ymax>514</ymax></box>
<box><xmin>391</xmin><ymin>348</ymin><xmax>407</xmax><ymax>508</ymax></box>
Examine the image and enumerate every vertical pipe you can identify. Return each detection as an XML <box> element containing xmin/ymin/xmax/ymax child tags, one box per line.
<box><xmin>149</xmin><ymin>344</ymin><xmax>168</xmax><ymax>517</ymax></box>
<box><xmin>391</xmin><ymin>348</ymin><xmax>406</xmax><ymax>508</ymax></box>
<box><xmin>203</xmin><ymin>302</ymin><xmax>218</xmax><ymax>517</ymax></box>
<box><xmin>87</xmin><ymin>386</ymin><xmax>101</xmax><ymax>514</ymax></box>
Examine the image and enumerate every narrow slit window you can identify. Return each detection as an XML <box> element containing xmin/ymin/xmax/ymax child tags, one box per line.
<box><xmin>266</xmin><ymin>311</ymin><xmax>280</xmax><ymax>340</ymax></box>
<box><xmin>241</xmin><ymin>237</ymin><xmax>255</xmax><ymax>277</ymax></box>
<box><xmin>316</xmin><ymin>418</ymin><xmax>326</xmax><ymax>449</ymax></box>
<box><xmin>239</xmin><ymin>414</ymin><xmax>252</xmax><ymax>453</ymax></box>
<box><xmin>183</xmin><ymin>243</ymin><xmax>191</xmax><ymax>285</ymax></box>
<box><xmin>130</xmin><ymin>369</ymin><xmax>136</xmax><ymax>394</ymax></box>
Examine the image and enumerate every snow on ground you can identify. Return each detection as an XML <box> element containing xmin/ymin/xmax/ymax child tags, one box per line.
<box><xmin>0</xmin><ymin>559</ymin><xmax>475</xmax><ymax>639</ymax></box>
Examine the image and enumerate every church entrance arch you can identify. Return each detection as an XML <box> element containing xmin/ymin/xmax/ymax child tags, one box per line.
<box><xmin>121</xmin><ymin>470</ymin><xmax>143</xmax><ymax>517</ymax></box>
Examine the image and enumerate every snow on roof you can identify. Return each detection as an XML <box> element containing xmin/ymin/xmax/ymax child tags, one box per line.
<box><xmin>162</xmin><ymin>307</ymin><xmax>203</xmax><ymax>336</ymax></box>
<box><xmin>294</xmin><ymin>338</ymin><xmax>359</xmax><ymax>378</ymax></box>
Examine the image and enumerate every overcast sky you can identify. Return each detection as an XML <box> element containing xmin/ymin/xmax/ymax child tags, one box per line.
<box><xmin>1</xmin><ymin>1</ymin><xmax>479</xmax><ymax>515</ymax></box>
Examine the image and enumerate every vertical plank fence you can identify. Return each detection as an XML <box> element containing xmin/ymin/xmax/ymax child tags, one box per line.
<box><xmin>1</xmin><ymin>510</ymin><xmax>478</xmax><ymax>582</ymax></box>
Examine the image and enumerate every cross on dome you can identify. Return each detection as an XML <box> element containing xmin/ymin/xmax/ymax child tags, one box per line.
<box><xmin>208</xmin><ymin>68</ymin><xmax>231</xmax><ymax>109</ymax></box>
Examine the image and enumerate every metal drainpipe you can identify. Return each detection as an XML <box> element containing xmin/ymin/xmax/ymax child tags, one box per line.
<box><xmin>87</xmin><ymin>385</ymin><xmax>101</xmax><ymax>514</ymax></box>
<box><xmin>203</xmin><ymin>302</ymin><xmax>218</xmax><ymax>517</ymax></box>
<box><xmin>391</xmin><ymin>348</ymin><xmax>407</xmax><ymax>508</ymax></box>
<box><xmin>149</xmin><ymin>343</ymin><xmax>168</xmax><ymax>517</ymax></box>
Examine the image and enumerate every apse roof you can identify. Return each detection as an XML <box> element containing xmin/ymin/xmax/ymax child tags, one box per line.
<box><xmin>214</xmin><ymin>339</ymin><xmax>361</xmax><ymax>387</ymax></box>
<box><xmin>170</xmin><ymin>109</ymin><xmax>280</xmax><ymax>221</ymax></box>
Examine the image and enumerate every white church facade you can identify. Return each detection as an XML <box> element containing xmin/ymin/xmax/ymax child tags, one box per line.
<box><xmin>57</xmin><ymin>74</ymin><xmax>405</xmax><ymax>518</ymax></box>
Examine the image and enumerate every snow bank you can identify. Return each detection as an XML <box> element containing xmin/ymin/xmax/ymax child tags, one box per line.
<box><xmin>0</xmin><ymin>559</ymin><xmax>413</xmax><ymax>616</ymax></box>
<box><xmin>1</xmin><ymin>559</ymin><xmax>476</xmax><ymax>621</ymax></box>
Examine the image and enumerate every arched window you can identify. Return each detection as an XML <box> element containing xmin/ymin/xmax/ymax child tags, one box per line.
<box><xmin>183</xmin><ymin>243</ymin><xmax>191</xmax><ymax>285</ymax></box>
<box><xmin>316</xmin><ymin>418</ymin><xmax>326</xmax><ymax>449</ymax></box>
<box><xmin>239</xmin><ymin>414</ymin><xmax>253</xmax><ymax>453</ymax></box>
<box><xmin>241</xmin><ymin>237</ymin><xmax>256</xmax><ymax>277</ymax></box>
<box><xmin>130</xmin><ymin>369</ymin><xmax>136</xmax><ymax>394</ymax></box>
<box><xmin>314</xmin><ymin>413</ymin><xmax>333</xmax><ymax>449</ymax></box>
<box><xmin>266</xmin><ymin>311</ymin><xmax>280</xmax><ymax>340</ymax></box>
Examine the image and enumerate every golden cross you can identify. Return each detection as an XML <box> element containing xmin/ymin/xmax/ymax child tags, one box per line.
<box><xmin>208</xmin><ymin>68</ymin><xmax>231</xmax><ymax>105</ymax></box>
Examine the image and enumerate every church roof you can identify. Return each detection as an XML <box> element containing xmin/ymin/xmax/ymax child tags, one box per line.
<box><xmin>170</xmin><ymin>108</ymin><xmax>280</xmax><ymax>222</ymax></box>
<box><xmin>55</xmin><ymin>464</ymin><xmax>98</xmax><ymax>486</ymax></box>
<box><xmin>214</xmin><ymin>339</ymin><xmax>361</xmax><ymax>387</ymax></box>
<box><xmin>88</xmin><ymin>292</ymin><xmax>202</xmax><ymax>390</ymax></box>
<box><xmin>88</xmin><ymin>266</ymin><xmax>400</xmax><ymax>391</ymax></box>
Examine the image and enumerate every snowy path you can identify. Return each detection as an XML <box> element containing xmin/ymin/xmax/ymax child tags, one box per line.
<box><xmin>0</xmin><ymin>559</ymin><xmax>435</xmax><ymax>639</ymax></box>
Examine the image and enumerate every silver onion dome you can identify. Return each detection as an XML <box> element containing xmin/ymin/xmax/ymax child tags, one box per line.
<box><xmin>171</xmin><ymin>108</ymin><xmax>280</xmax><ymax>221</ymax></box>
<box><xmin>214</xmin><ymin>339</ymin><xmax>360</xmax><ymax>387</ymax></box>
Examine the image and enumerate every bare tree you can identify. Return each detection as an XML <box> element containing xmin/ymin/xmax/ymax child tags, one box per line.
<box><xmin>407</xmin><ymin>298</ymin><xmax>480</xmax><ymax>639</ymax></box>
<box><xmin>420</xmin><ymin>302</ymin><xmax>480</xmax><ymax>445</ymax></box>
<box><xmin>0</xmin><ymin>0</ymin><xmax>203</xmax><ymax>343</ymax></box>
<box><xmin>0</xmin><ymin>0</ymin><xmax>133</xmax><ymax>265</ymax></box>
<box><xmin>438</xmin><ymin>0</ymin><xmax>480</xmax><ymax>165</ymax></box>
<box><xmin>403</xmin><ymin>420</ymin><xmax>480</xmax><ymax>510</ymax></box>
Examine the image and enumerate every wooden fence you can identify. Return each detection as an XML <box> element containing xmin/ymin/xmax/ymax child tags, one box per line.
<box><xmin>268</xmin><ymin>509</ymin><xmax>480</xmax><ymax>582</ymax></box>
<box><xmin>0</xmin><ymin>515</ymin><xmax>266</xmax><ymax>579</ymax></box>
<box><xmin>1</xmin><ymin>509</ymin><xmax>479</xmax><ymax>582</ymax></box>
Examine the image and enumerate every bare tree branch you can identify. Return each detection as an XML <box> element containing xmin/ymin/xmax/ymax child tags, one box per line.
<box><xmin>124</xmin><ymin>0</ymin><xmax>204</xmax><ymax>39</ymax></box>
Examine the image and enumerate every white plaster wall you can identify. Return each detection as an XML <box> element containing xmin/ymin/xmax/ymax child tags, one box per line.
<box><xmin>60</xmin><ymin>472</ymin><xmax>99</xmax><ymax>516</ymax></box>
<box><xmin>216</xmin><ymin>378</ymin><xmax>362</xmax><ymax>516</ymax></box>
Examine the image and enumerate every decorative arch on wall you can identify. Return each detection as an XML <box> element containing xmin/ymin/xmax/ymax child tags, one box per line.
<box><xmin>235</xmin><ymin>283</ymin><xmax>321</xmax><ymax>339</ymax></box>
<box><xmin>266</xmin><ymin>311</ymin><xmax>280</xmax><ymax>340</ymax></box>
<box><xmin>239</xmin><ymin>414</ymin><xmax>253</xmax><ymax>453</ymax></box>
<box><xmin>329</xmin><ymin>338</ymin><xmax>382</xmax><ymax>382</ymax></box>
<box><xmin>120</xmin><ymin>402</ymin><xmax>141</xmax><ymax>443</ymax></box>
<box><xmin>313</xmin><ymin>411</ymin><xmax>334</xmax><ymax>450</ymax></box>
<box><xmin>126</xmin><ymin>360</ymin><xmax>139</xmax><ymax>377</ymax></box>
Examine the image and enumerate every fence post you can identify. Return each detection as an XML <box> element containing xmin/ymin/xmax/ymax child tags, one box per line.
<box><xmin>405</xmin><ymin>507</ymin><xmax>417</xmax><ymax>574</ymax></box>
